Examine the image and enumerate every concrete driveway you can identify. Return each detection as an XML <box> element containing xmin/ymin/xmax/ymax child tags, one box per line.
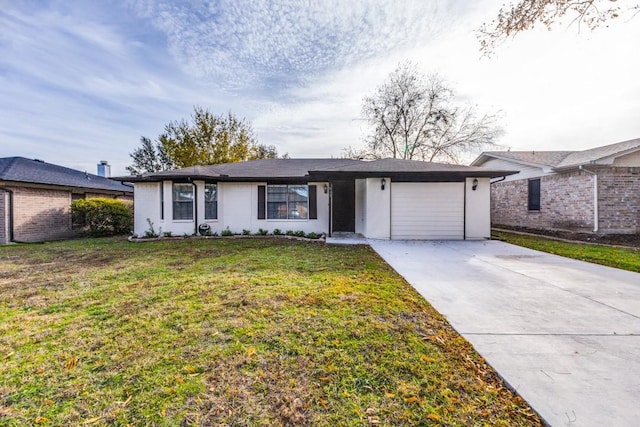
<box><xmin>369</xmin><ymin>239</ymin><xmax>640</xmax><ymax>427</ymax></box>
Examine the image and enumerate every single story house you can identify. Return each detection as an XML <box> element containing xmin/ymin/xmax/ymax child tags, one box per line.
<box><xmin>119</xmin><ymin>158</ymin><xmax>515</xmax><ymax>240</ymax></box>
<box><xmin>0</xmin><ymin>157</ymin><xmax>133</xmax><ymax>244</ymax></box>
<box><xmin>471</xmin><ymin>138</ymin><xmax>640</xmax><ymax>234</ymax></box>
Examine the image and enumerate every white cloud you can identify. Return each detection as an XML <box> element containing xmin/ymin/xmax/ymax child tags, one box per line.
<box><xmin>1</xmin><ymin>0</ymin><xmax>639</xmax><ymax>176</ymax></box>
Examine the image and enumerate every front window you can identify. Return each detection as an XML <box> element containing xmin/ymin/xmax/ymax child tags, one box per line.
<box><xmin>204</xmin><ymin>183</ymin><xmax>217</xmax><ymax>220</ymax></box>
<box><xmin>267</xmin><ymin>185</ymin><xmax>308</xmax><ymax>219</ymax></box>
<box><xmin>173</xmin><ymin>183</ymin><xmax>194</xmax><ymax>220</ymax></box>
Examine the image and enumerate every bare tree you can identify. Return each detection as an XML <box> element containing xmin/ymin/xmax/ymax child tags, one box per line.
<box><xmin>479</xmin><ymin>0</ymin><xmax>640</xmax><ymax>54</ymax></box>
<box><xmin>352</xmin><ymin>62</ymin><xmax>502</xmax><ymax>163</ymax></box>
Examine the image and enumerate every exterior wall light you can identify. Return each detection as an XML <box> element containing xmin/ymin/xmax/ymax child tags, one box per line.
<box><xmin>472</xmin><ymin>178</ymin><xmax>479</xmax><ymax>191</ymax></box>
<box><xmin>381</xmin><ymin>178</ymin><xmax>386</xmax><ymax>190</ymax></box>
<box><xmin>323</xmin><ymin>184</ymin><xmax>328</xmax><ymax>194</ymax></box>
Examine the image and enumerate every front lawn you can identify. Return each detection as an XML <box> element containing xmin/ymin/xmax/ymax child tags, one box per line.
<box><xmin>0</xmin><ymin>238</ymin><xmax>541</xmax><ymax>426</ymax></box>
<box><xmin>493</xmin><ymin>231</ymin><xmax>640</xmax><ymax>273</ymax></box>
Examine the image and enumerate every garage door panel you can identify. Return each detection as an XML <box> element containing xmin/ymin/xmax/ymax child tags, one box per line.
<box><xmin>391</xmin><ymin>183</ymin><xmax>464</xmax><ymax>240</ymax></box>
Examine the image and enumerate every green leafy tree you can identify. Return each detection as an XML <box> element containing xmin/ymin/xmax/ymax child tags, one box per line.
<box><xmin>126</xmin><ymin>137</ymin><xmax>174</xmax><ymax>175</ymax></box>
<box><xmin>127</xmin><ymin>107</ymin><xmax>278</xmax><ymax>174</ymax></box>
<box><xmin>479</xmin><ymin>0</ymin><xmax>639</xmax><ymax>54</ymax></box>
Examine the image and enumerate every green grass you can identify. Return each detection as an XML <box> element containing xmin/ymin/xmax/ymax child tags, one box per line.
<box><xmin>0</xmin><ymin>237</ymin><xmax>541</xmax><ymax>426</ymax></box>
<box><xmin>493</xmin><ymin>231</ymin><xmax>640</xmax><ymax>273</ymax></box>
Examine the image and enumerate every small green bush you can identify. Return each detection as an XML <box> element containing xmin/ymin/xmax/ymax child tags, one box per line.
<box><xmin>242</xmin><ymin>229</ymin><xmax>251</xmax><ymax>235</ymax></box>
<box><xmin>306</xmin><ymin>232</ymin><xmax>320</xmax><ymax>239</ymax></box>
<box><xmin>285</xmin><ymin>230</ymin><xmax>294</xmax><ymax>236</ymax></box>
<box><xmin>71</xmin><ymin>198</ymin><xmax>133</xmax><ymax>237</ymax></box>
<box><xmin>272</xmin><ymin>229</ymin><xmax>283</xmax><ymax>235</ymax></box>
<box><xmin>221</xmin><ymin>229</ymin><xmax>234</xmax><ymax>237</ymax></box>
<box><xmin>293</xmin><ymin>230</ymin><xmax>305</xmax><ymax>237</ymax></box>
<box><xmin>144</xmin><ymin>219</ymin><xmax>159</xmax><ymax>238</ymax></box>
<box><xmin>257</xmin><ymin>228</ymin><xmax>268</xmax><ymax>236</ymax></box>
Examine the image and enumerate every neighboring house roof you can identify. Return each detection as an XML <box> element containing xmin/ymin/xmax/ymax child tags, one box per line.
<box><xmin>0</xmin><ymin>157</ymin><xmax>133</xmax><ymax>193</ymax></box>
<box><xmin>117</xmin><ymin>158</ymin><xmax>517</xmax><ymax>182</ymax></box>
<box><xmin>472</xmin><ymin>151</ymin><xmax>573</xmax><ymax>168</ymax></box>
<box><xmin>472</xmin><ymin>137</ymin><xmax>640</xmax><ymax>170</ymax></box>
<box><xmin>555</xmin><ymin>138</ymin><xmax>640</xmax><ymax>169</ymax></box>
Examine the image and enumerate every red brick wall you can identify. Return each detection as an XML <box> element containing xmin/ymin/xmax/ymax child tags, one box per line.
<box><xmin>11</xmin><ymin>187</ymin><xmax>76</xmax><ymax>242</ymax></box>
<box><xmin>1</xmin><ymin>185</ymin><xmax>133</xmax><ymax>243</ymax></box>
<box><xmin>598</xmin><ymin>168</ymin><xmax>640</xmax><ymax>234</ymax></box>
<box><xmin>491</xmin><ymin>170</ymin><xmax>595</xmax><ymax>232</ymax></box>
<box><xmin>491</xmin><ymin>167</ymin><xmax>640</xmax><ymax>234</ymax></box>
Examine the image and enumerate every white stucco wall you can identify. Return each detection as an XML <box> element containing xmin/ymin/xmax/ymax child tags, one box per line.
<box><xmin>480</xmin><ymin>158</ymin><xmax>548</xmax><ymax>181</ymax></box>
<box><xmin>465</xmin><ymin>177</ymin><xmax>491</xmax><ymax>239</ymax></box>
<box><xmin>134</xmin><ymin>180</ymin><xmax>329</xmax><ymax>237</ymax></box>
<box><xmin>364</xmin><ymin>177</ymin><xmax>390</xmax><ymax>239</ymax></box>
<box><xmin>354</xmin><ymin>179</ymin><xmax>366</xmax><ymax>235</ymax></box>
<box><xmin>133</xmin><ymin>182</ymin><xmax>162</xmax><ymax>236</ymax></box>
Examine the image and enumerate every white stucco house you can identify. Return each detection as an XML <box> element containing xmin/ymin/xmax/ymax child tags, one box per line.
<box><xmin>119</xmin><ymin>158</ymin><xmax>515</xmax><ymax>240</ymax></box>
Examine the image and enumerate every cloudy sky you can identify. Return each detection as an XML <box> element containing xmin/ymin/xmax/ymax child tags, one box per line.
<box><xmin>1</xmin><ymin>0</ymin><xmax>639</xmax><ymax>176</ymax></box>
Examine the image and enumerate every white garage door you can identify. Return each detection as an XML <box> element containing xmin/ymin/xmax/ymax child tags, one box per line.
<box><xmin>391</xmin><ymin>182</ymin><xmax>464</xmax><ymax>240</ymax></box>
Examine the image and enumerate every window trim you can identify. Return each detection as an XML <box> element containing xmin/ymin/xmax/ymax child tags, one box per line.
<box><xmin>159</xmin><ymin>182</ymin><xmax>164</xmax><ymax>220</ymax></box>
<box><xmin>204</xmin><ymin>182</ymin><xmax>218</xmax><ymax>220</ymax></box>
<box><xmin>266</xmin><ymin>184</ymin><xmax>310</xmax><ymax>220</ymax></box>
<box><xmin>172</xmin><ymin>182</ymin><xmax>194</xmax><ymax>221</ymax></box>
<box><xmin>528</xmin><ymin>178</ymin><xmax>541</xmax><ymax>211</ymax></box>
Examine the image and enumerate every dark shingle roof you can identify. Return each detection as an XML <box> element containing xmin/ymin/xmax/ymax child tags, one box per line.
<box><xmin>311</xmin><ymin>158</ymin><xmax>507</xmax><ymax>173</ymax></box>
<box><xmin>117</xmin><ymin>158</ymin><xmax>516</xmax><ymax>182</ymax></box>
<box><xmin>120</xmin><ymin>159</ymin><xmax>363</xmax><ymax>181</ymax></box>
<box><xmin>0</xmin><ymin>157</ymin><xmax>133</xmax><ymax>193</ymax></box>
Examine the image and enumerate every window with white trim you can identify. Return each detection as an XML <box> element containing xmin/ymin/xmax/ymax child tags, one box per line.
<box><xmin>267</xmin><ymin>185</ymin><xmax>308</xmax><ymax>219</ymax></box>
<box><xmin>204</xmin><ymin>183</ymin><xmax>217</xmax><ymax>220</ymax></box>
<box><xmin>159</xmin><ymin>182</ymin><xmax>164</xmax><ymax>220</ymax></box>
<box><xmin>173</xmin><ymin>183</ymin><xmax>194</xmax><ymax>220</ymax></box>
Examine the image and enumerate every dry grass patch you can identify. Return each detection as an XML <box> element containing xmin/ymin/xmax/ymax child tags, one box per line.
<box><xmin>0</xmin><ymin>237</ymin><xmax>542</xmax><ymax>426</ymax></box>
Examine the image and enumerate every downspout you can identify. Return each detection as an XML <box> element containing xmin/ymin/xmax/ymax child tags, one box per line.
<box><xmin>192</xmin><ymin>181</ymin><xmax>198</xmax><ymax>235</ymax></box>
<box><xmin>579</xmin><ymin>166</ymin><xmax>598</xmax><ymax>233</ymax></box>
<box><xmin>328</xmin><ymin>182</ymin><xmax>332</xmax><ymax>237</ymax></box>
<box><xmin>463</xmin><ymin>180</ymin><xmax>466</xmax><ymax>240</ymax></box>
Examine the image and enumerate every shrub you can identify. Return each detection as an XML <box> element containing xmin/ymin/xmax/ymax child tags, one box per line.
<box><xmin>257</xmin><ymin>228</ymin><xmax>268</xmax><ymax>236</ymax></box>
<box><xmin>242</xmin><ymin>229</ymin><xmax>251</xmax><ymax>235</ymax></box>
<box><xmin>293</xmin><ymin>230</ymin><xmax>305</xmax><ymax>237</ymax></box>
<box><xmin>221</xmin><ymin>229</ymin><xmax>234</xmax><ymax>237</ymax></box>
<box><xmin>71</xmin><ymin>198</ymin><xmax>133</xmax><ymax>237</ymax></box>
<box><xmin>272</xmin><ymin>229</ymin><xmax>283</xmax><ymax>235</ymax></box>
<box><xmin>285</xmin><ymin>230</ymin><xmax>294</xmax><ymax>236</ymax></box>
<box><xmin>143</xmin><ymin>219</ymin><xmax>159</xmax><ymax>238</ymax></box>
<box><xmin>306</xmin><ymin>232</ymin><xmax>320</xmax><ymax>239</ymax></box>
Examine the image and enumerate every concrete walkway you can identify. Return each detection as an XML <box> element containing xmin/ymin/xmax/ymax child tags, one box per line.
<box><xmin>369</xmin><ymin>239</ymin><xmax>640</xmax><ymax>427</ymax></box>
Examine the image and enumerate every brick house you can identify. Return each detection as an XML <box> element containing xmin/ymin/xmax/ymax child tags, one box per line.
<box><xmin>0</xmin><ymin>157</ymin><xmax>133</xmax><ymax>244</ymax></box>
<box><xmin>471</xmin><ymin>138</ymin><xmax>640</xmax><ymax>234</ymax></box>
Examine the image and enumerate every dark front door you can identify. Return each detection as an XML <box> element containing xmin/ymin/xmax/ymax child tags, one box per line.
<box><xmin>332</xmin><ymin>180</ymin><xmax>355</xmax><ymax>232</ymax></box>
